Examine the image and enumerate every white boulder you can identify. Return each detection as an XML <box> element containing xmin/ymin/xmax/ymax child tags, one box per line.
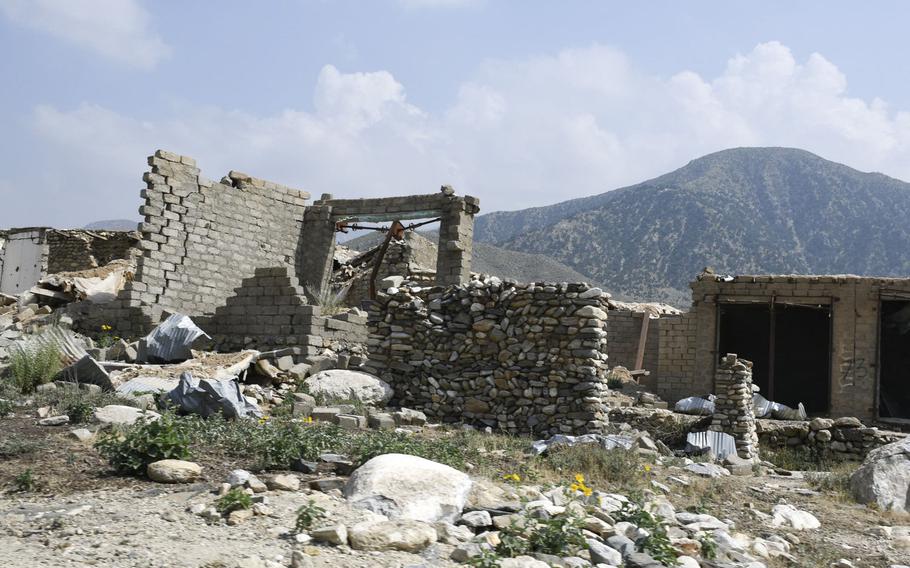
<box><xmin>769</xmin><ymin>504</ymin><xmax>820</xmax><ymax>530</ymax></box>
<box><xmin>344</xmin><ymin>453</ymin><xmax>472</xmax><ymax>522</ymax></box>
<box><xmin>147</xmin><ymin>460</ymin><xmax>202</xmax><ymax>483</ymax></box>
<box><xmin>94</xmin><ymin>405</ymin><xmax>161</xmax><ymax>425</ymax></box>
<box><xmin>303</xmin><ymin>370</ymin><xmax>393</xmax><ymax>406</ymax></box>
<box><xmin>850</xmin><ymin>436</ymin><xmax>910</xmax><ymax>514</ymax></box>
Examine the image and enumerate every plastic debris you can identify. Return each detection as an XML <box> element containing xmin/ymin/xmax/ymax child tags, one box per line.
<box><xmin>165</xmin><ymin>371</ymin><xmax>261</xmax><ymax>419</ymax></box>
<box><xmin>144</xmin><ymin>313</ymin><xmax>210</xmax><ymax>362</ymax></box>
<box><xmin>674</xmin><ymin>395</ymin><xmax>716</xmax><ymax>415</ymax></box>
<box><xmin>531</xmin><ymin>433</ymin><xmax>636</xmax><ymax>455</ymax></box>
<box><xmin>753</xmin><ymin>393</ymin><xmax>807</xmax><ymax>420</ymax></box>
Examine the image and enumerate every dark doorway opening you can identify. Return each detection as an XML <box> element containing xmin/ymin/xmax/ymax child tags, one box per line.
<box><xmin>879</xmin><ymin>300</ymin><xmax>910</xmax><ymax>419</ymax></box>
<box><xmin>718</xmin><ymin>302</ymin><xmax>831</xmax><ymax>414</ymax></box>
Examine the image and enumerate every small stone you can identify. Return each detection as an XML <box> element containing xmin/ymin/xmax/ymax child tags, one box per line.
<box><xmin>227</xmin><ymin>508</ymin><xmax>254</xmax><ymax>525</ymax></box>
<box><xmin>245</xmin><ymin>475</ymin><xmax>268</xmax><ymax>493</ymax></box>
<box><xmin>459</xmin><ymin>510</ymin><xmax>492</xmax><ymax>528</ymax></box>
<box><xmin>69</xmin><ymin>428</ymin><xmax>94</xmax><ymax>442</ymax></box>
<box><xmin>39</xmin><ymin>415</ymin><xmax>69</xmax><ymax>426</ymax></box>
<box><xmin>310</xmin><ymin>524</ymin><xmax>348</xmax><ymax>545</ymax></box>
<box><xmin>265</xmin><ymin>474</ymin><xmax>300</xmax><ymax>491</ymax></box>
<box><xmin>309</xmin><ymin>477</ymin><xmax>346</xmax><ymax>492</ymax></box>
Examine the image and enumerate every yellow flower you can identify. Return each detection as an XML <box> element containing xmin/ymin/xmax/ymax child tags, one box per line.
<box><xmin>569</xmin><ymin>483</ymin><xmax>580</xmax><ymax>491</ymax></box>
<box><xmin>643</xmin><ymin>464</ymin><xmax>652</xmax><ymax>473</ymax></box>
<box><xmin>502</xmin><ymin>473</ymin><xmax>521</xmax><ymax>483</ymax></box>
<box><xmin>304</xmin><ymin>416</ymin><xmax>314</xmax><ymax>423</ymax></box>
<box><xmin>582</xmin><ymin>487</ymin><xmax>593</xmax><ymax>497</ymax></box>
<box><xmin>574</xmin><ymin>473</ymin><xmax>585</xmax><ymax>484</ymax></box>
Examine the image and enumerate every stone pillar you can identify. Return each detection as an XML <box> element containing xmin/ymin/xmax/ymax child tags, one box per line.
<box><xmin>298</xmin><ymin>204</ymin><xmax>336</xmax><ymax>298</ymax></box>
<box><xmin>435</xmin><ymin>195</ymin><xmax>479</xmax><ymax>286</ymax></box>
<box><xmin>709</xmin><ymin>353</ymin><xmax>759</xmax><ymax>461</ymax></box>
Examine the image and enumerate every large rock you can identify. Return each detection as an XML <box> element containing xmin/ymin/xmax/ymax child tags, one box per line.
<box><xmin>851</xmin><ymin>436</ymin><xmax>910</xmax><ymax>513</ymax></box>
<box><xmin>344</xmin><ymin>453</ymin><xmax>472</xmax><ymax>522</ymax></box>
<box><xmin>348</xmin><ymin>520</ymin><xmax>437</xmax><ymax>552</ymax></box>
<box><xmin>147</xmin><ymin>460</ymin><xmax>202</xmax><ymax>483</ymax></box>
<box><xmin>769</xmin><ymin>504</ymin><xmax>820</xmax><ymax>530</ymax></box>
<box><xmin>94</xmin><ymin>405</ymin><xmax>161</xmax><ymax>425</ymax></box>
<box><xmin>303</xmin><ymin>370</ymin><xmax>393</xmax><ymax>406</ymax></box>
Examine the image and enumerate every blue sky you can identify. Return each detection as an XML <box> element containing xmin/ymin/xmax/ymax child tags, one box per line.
<box><xmin>1</xmin><ymin>0</ymin><xmax>909</xmax><ymax>227</ymax></box>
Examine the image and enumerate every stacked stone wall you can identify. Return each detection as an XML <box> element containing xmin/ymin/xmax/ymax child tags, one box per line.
<box><xmin>365</xmin><ymin>278</ymin><xmax>610</xmax><ymax>436</ymax></box>
<box><xmin>756</xmin><ymin>417</ymin><xmax>905</xmax><ymax>460</ymax></box>
<box><xmin>709</xmin><ymin>354</ymin><xmax>759</xmax><ymax>461</ymax></box>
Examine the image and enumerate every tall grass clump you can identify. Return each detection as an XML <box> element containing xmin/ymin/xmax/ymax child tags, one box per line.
<box><xmin>8</xmin><ymin>340</ymin><xmax>61</xmax><ymax>393</ymax></box>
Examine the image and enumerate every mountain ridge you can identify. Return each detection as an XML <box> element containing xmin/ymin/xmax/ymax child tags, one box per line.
<box><xmin>474</xmin><ymin>147</ymin><xmax>910</xmax><ymax>306</ymax></box>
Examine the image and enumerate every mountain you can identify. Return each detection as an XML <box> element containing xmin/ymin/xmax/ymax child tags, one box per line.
<box><xmin>84</xmin><ymin>219</ymin><xmax>140</xmax><ymax>231</ymax></box>
<box><xmin>475</xmin><ymin>147</ymin><xmax>910</xmax><ymax>306</ymax></box>
<box><xmin>341</xmin><ymin>231</ymin><xmax>599</xmax><ymax>286</ymax></box>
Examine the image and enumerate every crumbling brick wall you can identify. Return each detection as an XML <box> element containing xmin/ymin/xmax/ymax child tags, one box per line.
<box><xmin>69</xmin><ymin>150</ymin><xmax>310</xmax><ymax>339</ymax></box>
<box><xmin>46</xmin><ymin>230</ymin><xmax>139</xmax><ymax>274</ymax></box>
<box><xmin>210</xmin><ymin>266</ymin><xmax>366</xmax><ymax>352</ymax></box>
<box><xmin>342</xmin><ymin>235</ymin><xmax>435</xmax><ymax>308</ymax></box>
<box><xmin>364</xmin><ymin>279</ymin><xmax>610</xmax><ymax>436</ymax></box>
<box><xmin>606</xmin><ymin>310</ymin><xmax>659</xmax><ymax>371</ymax></box>
<box><xmin>655</xmin><ymin>312</ymin><xmax>699</xmax><ymax>402</ymax></box>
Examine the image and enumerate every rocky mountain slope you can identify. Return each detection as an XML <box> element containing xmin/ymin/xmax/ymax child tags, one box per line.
<box><xmin>475</xmin><ymin>147</ymin><xmax>910</xmax><ymax>306</ymax></box>
<box><xmin>342</xmin><ymin>231</ymin><xmax>599</xmax><ymax>286</ymax></box>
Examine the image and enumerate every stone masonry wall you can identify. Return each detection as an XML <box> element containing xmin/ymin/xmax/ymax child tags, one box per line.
<box><xmin>709</xmin><ymin>354</ymin><xmax>759</xmax><ymax>461</ymax></box>
<box><xmin>364</xmin><ymin>277</ymin><xmax>611</xmax><ymax>436</ymax></box>
<box><xmin>756</xmin><ymin>417</ymin><xmax>905</xmax><ymax>460</ymax></box>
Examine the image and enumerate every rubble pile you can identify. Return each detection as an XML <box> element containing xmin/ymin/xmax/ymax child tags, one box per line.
<box><xmin>364</xmin><ymin>277</ymin><xmax>612</xmax><ymax>436</ymax></box>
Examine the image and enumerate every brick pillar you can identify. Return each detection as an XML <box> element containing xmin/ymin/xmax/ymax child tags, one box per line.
<box><xmin>435</xmin><ymin>195</ymin><xmax>478</xmax><ymax>286</ymax></box>
<box><xmin>709</xmin><ymin>353</ymin><xmax>759</xmax><ymax>461</ymax></box>
<box><xmin>299</xmin><ymin>204</ymin><xmax>336</xmax><ymax>298</ymax></box>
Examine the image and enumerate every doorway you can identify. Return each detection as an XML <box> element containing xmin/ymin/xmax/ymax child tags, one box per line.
<box><xmin>879</xmin><ymin>300</ymin><xmax>910</xmax><ymax>419</ymax></box>
<box><xmin>718</xmin><ymin>301</ymin><xmax>831</xmax><ymax>414</ymax></box>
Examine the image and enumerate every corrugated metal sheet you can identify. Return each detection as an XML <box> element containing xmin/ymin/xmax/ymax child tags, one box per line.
<box><xmin>59</xmin><ymin>354</ymin><xmax>112</xmax><ymax>390</ymax></box>
<box><xmin>31</xmin><ymin>325</ymin><xmax>89</xmax><ymax>366</ymax></box>
<box><xmin>686</xmin><ymin>431</ymin><xmax>737</xmax><ymax>460</ymax></box>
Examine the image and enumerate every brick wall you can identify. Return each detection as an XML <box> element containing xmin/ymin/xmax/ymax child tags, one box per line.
<box><xmin>605</xmin><ymin>310</ymin><xmax>660</xmax><ymax>374</ymax></box>
<box><xmin>46</xmin><ymin>230</ymin><xmax>138</xmax><ymax>274</ymax></box>
<box><xmin>656</xmin><ymin>312</ymin><xmax>700</xmax><ymax>402</ymax></box>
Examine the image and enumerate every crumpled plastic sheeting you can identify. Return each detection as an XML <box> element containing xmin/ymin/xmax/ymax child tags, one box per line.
<box><xmin>72</xmin><ymin>269</ymin><xmax>126</xmax><ymax>303</ymax></box>
<box><xmin>531</xmin><ymin>433</ymin><xmax>635</xmax><ymax>456</ymax></box>
<box><xmin>753</xmin><ymin>393</ymin><xmax>807</xmax><ymax>420</ymax></box>
<box><xmin>675</xmin><ymin>395</ymin><xmax>716</xmax><ymax>415</ymax></box>
<box><xmin>165</xmin><ymin>372</ymin><xmax>261</xmax><ymax>419</ymax></box>
<box><xmin>686</xmin><ymin>430</ymin><xmax>737</xmax><ymax>460</ymax></box>
<box><xmin>145</xmin><ymin>313</ymin><xmax>210</xmax><ymax>362</ymax></box>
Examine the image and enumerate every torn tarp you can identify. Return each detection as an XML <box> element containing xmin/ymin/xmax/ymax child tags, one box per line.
<box><xmin>144</xmin><ymin>313</ymin><xmax>210</xmax><ymax>362</ymax></box>
<box><xmin>165</xmin><ymin>372</ymin><xmax>261</xmax><ymax>419</ymax></box>
<box><xmin>753</xmin><ymin>393</ymin><xmax>807</xmax><ymax>420</ymax></box>
<box><xmin>674</xmin><ymin>395</ymin><xmax>716</xmax><ymax>415</ymax></box>
<box><xmin>531</xmin><ymin>433</ymin><xmax>636</xmax><ymax>456</ymax></box>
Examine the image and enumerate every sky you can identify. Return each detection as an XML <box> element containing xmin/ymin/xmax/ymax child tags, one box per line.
<box><xmin>1</xmin><ymin>0</ymin><xmax>909</xmax><ymax>228</ymax></box>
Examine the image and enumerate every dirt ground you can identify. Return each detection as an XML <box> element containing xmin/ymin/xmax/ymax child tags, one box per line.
<box><xmin>1</xmin><ymin>410</ymin><xmax>908</xmax><ymax>568</ymax></box>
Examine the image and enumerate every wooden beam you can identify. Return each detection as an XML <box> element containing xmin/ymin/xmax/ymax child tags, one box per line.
<box><xmin>634</xmin><ymin>313</ymin><xmax>650</xmax><ymax>371</ymax></box>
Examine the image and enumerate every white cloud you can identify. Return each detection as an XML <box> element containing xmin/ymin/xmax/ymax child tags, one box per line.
<box><xmin>16</xmin><ymin>43</ymin><xmax>910</xmax><ymax>227</ymax></box>
<box><xmin>0</xmin><ymin>0</ymin><xmax>170</xmax><ymax>69</ymax></box>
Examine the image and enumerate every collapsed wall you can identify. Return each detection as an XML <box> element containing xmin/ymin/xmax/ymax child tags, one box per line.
<box><xmin>68</xmin><ymin>150</ymin><xmax>311</xmax><ymax>340</ymax></box>
<box><xmin>364</xmin><ymin>278</ymin><xmax>611</xmax><ymax>436</ymax></box>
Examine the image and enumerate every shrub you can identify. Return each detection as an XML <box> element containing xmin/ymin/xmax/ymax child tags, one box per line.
<box><xmin>8</xmin><ymin>341</ymin><xmax>61</xmax><ymax>393</ymax></box>
<box><xmin>349</xmin><ymin>430</ymin><xmax>465</xmax><ymax>468</ymax></box>
<box><xmin>0</xmin><ymin>398</ymin><xmax>12</xmax><ymax>418</ymax></box>
<box><xmin>806</xmin><ymin>467</ymin><xmax>855</xmax><ymax>498</ymax></box>
<box><xmin>761</xmin><ymin>446</ymin><xmax>841</xmax><ymax>472</ymax></box>
<box><xmin>13</xmin><ymin>469</ymin><xmax>37</xmax><ymax>492</ymax></box>
<box><xmin>95</xmin><ymin>412</ymin><xmax>191</xmax><ymax>476</ymax></box>
<box><xmin>65</xmin><ymin>399</ymin><xmax>95</xmax><ymax>424</ymax></box>
<box><xmin>545</xmin><ymin>444</ymin><xmax>644</xmax><ymax>490</ymax></box>
<box><xmin>0</xmin><ymin>438</ymin><xmax>44</xmax><ymax>457</ymax></box>
<box><xmin>295</xmin><ymin>500</ymin><xmax>326</xmax><ymax>533</ymax></box>
<box><xmin>305</xmin><ymin>283</ymin><xmax>349</xmax><ymax>315</ymax></box>
<box><xmin>215</xmin><ymin>488</ymin><xmax>252</xmax><ymax>514</ymax></box>
<box><xmin>615</xmin><ymin>501</ymin><xmax>678</xmax><ymax>565</ymax></box>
